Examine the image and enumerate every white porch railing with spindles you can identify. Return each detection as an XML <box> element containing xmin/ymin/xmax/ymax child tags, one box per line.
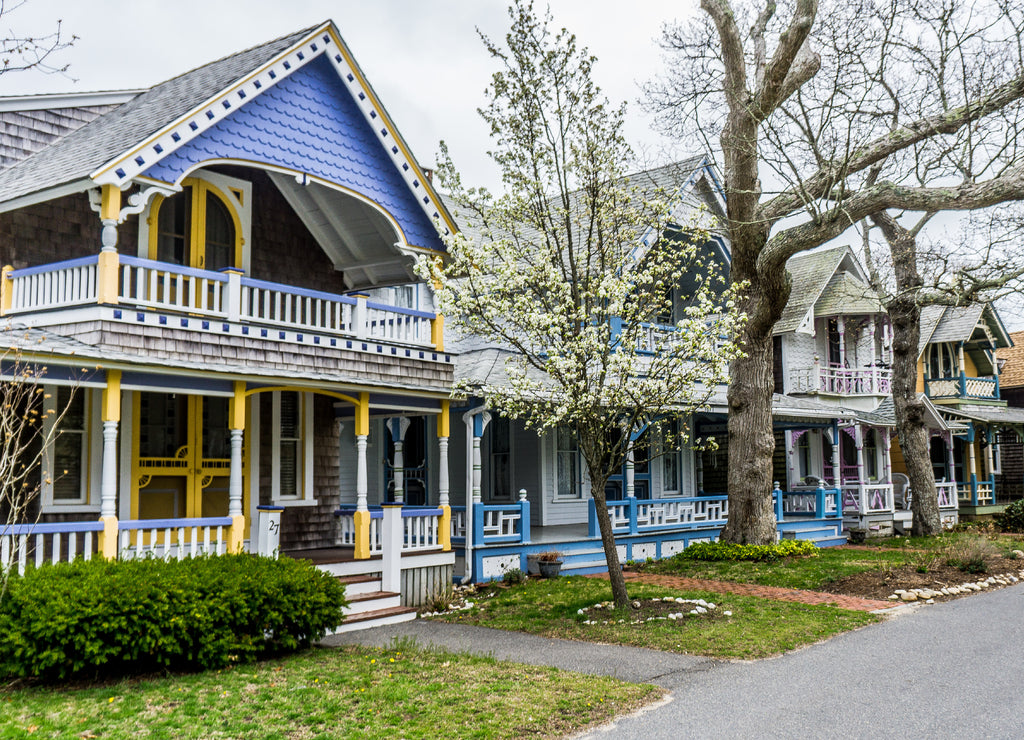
<box><xmin>120</xmin><ymin>256</ymin><xmax>228</xmax><ymax>315</ymax></box>
<box><xmin>6</xmin><ymin>257</ymin><xmax>100</xmax><ymax>312</ymax></box>
<box><xmin>118</xmin><ymin>517</ymin><xmax>232</xmax><ymax>560</ymax></box>
<box><xmin>401</xmin><ymin>507</ymin><xmax>442</xmax><ymax>552</ymax></box>
<box><xmin>0</xmin><ymin>521</ymin><xmax>104</xmax><ymax>576</ymax></box>
<box><xmin>841</xmin><ymin>483</ymin><xmax>895</xmax><ymax>515</ymax></box>
<box><xmin>3</xmin><ymin>257</ymin><xmax>438</xmax><ymax>350</ymax></box>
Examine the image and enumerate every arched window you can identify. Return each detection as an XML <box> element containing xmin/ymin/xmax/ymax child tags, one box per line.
<box><xmin>150</xmin><ymin>177</ymin><xmax>240</xmax><ymax>270</ymax></box>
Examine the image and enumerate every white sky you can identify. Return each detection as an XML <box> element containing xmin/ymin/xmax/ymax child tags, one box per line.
<box><xmin>4</xmin><ymin>0</ymin><xmax>1022</xmax><ymax>330</ymax></box>
<box><xmin>1</xmin><ymin>0</ymin><xmax>700</xmax><ymax>192</ymax></box>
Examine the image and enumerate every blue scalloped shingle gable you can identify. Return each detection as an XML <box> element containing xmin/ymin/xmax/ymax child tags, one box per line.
<box><xmin>139</xmin><ymin>54</ymin><xmax>443</xmax><ymax>251</ymax></box>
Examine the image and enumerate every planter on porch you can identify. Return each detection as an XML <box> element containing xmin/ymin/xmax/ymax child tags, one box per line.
<box><xmin>537</xmin><ymin>551</ymin><xmax>563</xmax><ymax>578</ymax></box>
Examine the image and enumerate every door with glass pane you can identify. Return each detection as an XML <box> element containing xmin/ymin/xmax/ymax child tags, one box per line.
<box><xmin>133</xmin><ymin>393</ymin><xmax>232</xmax><ymax>519</ymax></box>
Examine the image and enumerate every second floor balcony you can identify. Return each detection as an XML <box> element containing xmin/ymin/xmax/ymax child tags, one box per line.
<box><xmin>789</xmin><ymin>360</ymin><xmax>892</xmax><ymax>397</ymax></box>
<box><xmin>925</xmin><ymin>373</ymin><xmax>1000</xmax><ymax>401</ymax></box>
<box><xmin>1</xmin><ymin>254</ymin><xmax>440</xmax><ymax>351</ymax></box>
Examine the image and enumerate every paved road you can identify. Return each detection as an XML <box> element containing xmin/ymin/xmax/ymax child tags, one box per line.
<box><xmin>325</xmin><ymin>584</ymin><xmax>1024</xmax><ymax>739</ymax></box>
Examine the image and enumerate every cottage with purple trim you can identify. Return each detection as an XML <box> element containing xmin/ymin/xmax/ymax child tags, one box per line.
<box><xmin>0</xmin><ymin>22</ymin><xmax>458</xmax><ymax>628</ymax></box>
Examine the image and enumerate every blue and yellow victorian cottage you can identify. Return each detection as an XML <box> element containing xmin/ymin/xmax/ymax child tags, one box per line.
<box><xmin>1</xmin><ymin>22</ymin><xmax>458</xmax><ymax>628</ymax></box>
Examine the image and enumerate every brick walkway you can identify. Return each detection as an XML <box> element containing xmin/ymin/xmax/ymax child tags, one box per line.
<box><xmin>590</xmin><ymin>572</ymin><xmax>895</xmax><ymax>613</ymax></box>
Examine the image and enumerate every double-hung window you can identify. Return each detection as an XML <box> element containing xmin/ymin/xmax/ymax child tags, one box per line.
<box><xmin>271</xmin><ymin>391</ymin><xmax>314</xmax><ymax>504</ymax></box>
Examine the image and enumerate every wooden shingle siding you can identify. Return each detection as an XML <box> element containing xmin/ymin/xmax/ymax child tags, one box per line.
<box><xmin>41</xmin><ymin>321</ymin><xmax>453</xmax><ymax>392</ymax></box>
<box><xmin>0</xmin><ymin>192</ymin><xmax>138</xmax><ymax>269</ymax></box>
<box><xmin>0</xmin><ymin>106</ymin><xmax>121</xmax><ymax>170</ymax></box>
<box><xmin>265</xmin><ymin>395</ymin><xmax>342</xmax><ymax>551</ymax></box>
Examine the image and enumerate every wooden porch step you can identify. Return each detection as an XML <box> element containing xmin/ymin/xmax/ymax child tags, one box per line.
<box><xmin>330</xmin><ymin>605</ymin><xmax>418</xmax><ymax>634</ymax></box>
<box><xmin>337</xmin><ymin>574</ymin><xmax>381</xmax><ymax>596</ymax></box>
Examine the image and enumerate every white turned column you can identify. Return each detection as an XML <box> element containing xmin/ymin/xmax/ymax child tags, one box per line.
<box><xmin>946</xmin><ymin>433</ymin><xmax>957</xmax><ymax>485</ymax></box>
<box><xmin>100</xmin><ymin>420</ymin><xmax>119</xmax><ymax>518</ymax></box>
<box><xmin>855</xmin><ymin>425</ymin><xmax>866</xmax><ymax>483</ymax></box>
<box><xmin>837</xmin><ymin>315</ymin><xmax>846</xmax><ymax>364</ymax></box>
<box><xmin>228</xmin><ymin>428</ymin><xmax>243</xmax><ymax>516</ymax></box>
<box><xmin>785</xmin><ymin>430</ymin><xmax>796</xmax><ymax>487</ymax></box>
<box><xmin>831</xmin><ymin>429</ymin><xmax>842</xmax><ymax>486</ymax></box>
<box><xmin>625</xmin><ymin>449</ymin><xmax>635</xmax><ymax>498</ymax></box>
<box><xmin>882</xmin><ymin>429</ymin><xmax>892</xmax><ymax>482</ymax></box>
<box><xmin>438</xmin><ymin>436</ymin><xmax>450</xmax><ymax>507</ymax></box>
<box><xmin>393</xmin><ymin>439</ymin><xmax>405</xmax><ymax>503</ymax></box>
<box><xmin>355</xmin><ymin>434</ymin><xmax>368</xmax><ymax>511</ymax></box>
<box><xmin>471</xmin><ymin>435</ymin><xmax>483</xmax><ymax>505</ymax></box>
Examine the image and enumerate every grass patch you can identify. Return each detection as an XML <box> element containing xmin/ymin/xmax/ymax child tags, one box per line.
<box><xmin>0</xmin><ymin>642</ymin><xmax>659</xmax><ymax>739</ymax></box>
<box><xmin>434</xmin><ymin>577</ymin><xmax>876</xmax><ymax>659</ymax></box>
<box><xmin>643</xmin><ymin>547</ymin><xmax>912</xmax><ymax>591</ymax></box>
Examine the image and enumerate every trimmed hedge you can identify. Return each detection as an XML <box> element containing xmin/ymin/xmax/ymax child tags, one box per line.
<box><xmin>0</xmin><ymin>554</ymin><xmax>347</xmax><ymax>681</ymax></box>
<box><xmin>675</xmin><ymin>539</ymin><xmax>819</xmax><ymax>562</ymax></box>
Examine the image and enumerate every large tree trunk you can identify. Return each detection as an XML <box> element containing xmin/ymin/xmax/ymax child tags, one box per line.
<box><xmin>587</xmin><ymin>473</ymin><xmax>630</xmax><ymax>608</ymax></box>
<box><xmin>874</xmin><ymin>214</ymin><xmax>942</xmax><ymax>536</ymax></box>
<box><xmin>719</xmin><ymin>259</ymin><xmax>791</xmax><ymax>545</ymax></box>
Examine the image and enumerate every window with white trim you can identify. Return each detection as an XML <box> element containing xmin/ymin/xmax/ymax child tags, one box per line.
<box><xmin>41</xmin><ymin>386</ymin><xmax>98</xmax><ymax>511</ymax></box>
<box><xmin>555</xmin><ymin>426</ymin><xmax>582</xmax><ymax>500</ymax></box>
<box><xmin>271</xmin><ymin>391</ymin><xmax>314</xmax><ymax>504</ymax></box>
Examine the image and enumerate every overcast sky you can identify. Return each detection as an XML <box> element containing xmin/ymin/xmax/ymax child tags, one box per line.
<box><xmin>1</xmin><ymin>0</ymin><xmax>700</xmax><ymax>192</ymax></box>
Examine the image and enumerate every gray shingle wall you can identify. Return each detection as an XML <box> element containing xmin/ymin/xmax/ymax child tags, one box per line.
<box><xmin>39</xmin><ymin>321</ymin><xmax>454</xmax><ymax>391</ymax></box>
<box><xmin>0</xmin><ymin>106</ymin><xmax>121</xmax><ymax>170</ymax></box>
<box><xmin>0</xmin><ymin>192</ymin><xmax>139</xmax><ymax>268</ymax></box>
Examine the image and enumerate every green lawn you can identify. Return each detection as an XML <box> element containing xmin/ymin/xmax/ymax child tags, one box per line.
<box><xmin>643</xmin><ymin>546</ymin><xmax>912</xmax><ymax>590</ymax></box>
<box><xmin>0</xmin><ymin>643</ymin><xmax>660</xmax><ymax>740</ymax></box>
<box><xmin>642</xmin><ymin>533</ymin><xmax>1024</xmax><ymax>590</ymax></box>
<box><xmin>434</xmin><ymin>577</ymin><xmax>877</xmax><ymax>659</ymax></box>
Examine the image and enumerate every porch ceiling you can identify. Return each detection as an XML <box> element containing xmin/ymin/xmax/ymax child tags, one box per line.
<box><xmin>268</xmin><ymin>171</ymin><xmax>417</xmax><ymax>289</ymax></box>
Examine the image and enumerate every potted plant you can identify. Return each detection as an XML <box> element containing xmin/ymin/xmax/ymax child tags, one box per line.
<box><xmin>536</xmin><ymin>551</ymin><xmax>563</xmax><ymax>578</ymax></box>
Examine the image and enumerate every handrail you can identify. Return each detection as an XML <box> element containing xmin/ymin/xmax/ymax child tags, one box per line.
<box><xmin>8</xmin><ymin>255</ymin><xmax>98</xmax><ymax>278</ymax></box>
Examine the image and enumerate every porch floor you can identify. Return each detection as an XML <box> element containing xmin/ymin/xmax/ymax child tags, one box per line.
<box><xmin>526</xmin><ymin>524</ymin><xmax>591</xmax><ymax>545</ymax></box>
<box><xmin>282</xmin><ymin>546</ymin><xmax>447</xmax><ymax>566</ymax></box>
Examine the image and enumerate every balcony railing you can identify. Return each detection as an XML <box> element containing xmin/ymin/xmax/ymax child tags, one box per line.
<box><xmin>790</xmin><ymin>362</ymin><xmax>892</xmax><ymax>396</ymax></box>
<box><xmin>2</xmin><ymin>255</ymin><xmax>437</xmax><ymax>349</ymax></box>
<box><xmin>925</xmin><ymin>373</ymin><xmax>999</xmax><ymax>400</ymax></box>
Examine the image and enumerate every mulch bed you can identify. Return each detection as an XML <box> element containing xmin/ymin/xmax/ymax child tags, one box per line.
<box><xmin>823</xmin><ymin>557</ymin><xmax>1023</xmax><ymax>601</ymax></box>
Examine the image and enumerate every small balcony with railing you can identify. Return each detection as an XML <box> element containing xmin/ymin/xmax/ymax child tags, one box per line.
<box><xmin>789</xmin><ymin>356</ymin><xmax>892</xmax><ymax>398</ymax></box>
<box><xmin>924</xmin><ymin>373</ymin><xmax>1000</xmax><ymax>402</ymax></box>
<box><xmin>0</xmin><ymin>254</ymin><xmax>441</xmax><ymax>356</ymax></box>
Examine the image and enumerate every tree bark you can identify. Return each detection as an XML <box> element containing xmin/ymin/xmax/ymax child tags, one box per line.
<box><xmin>587</xmin><ymin>473</ymin><xmax>629</xmax><ymax>608</ymax></box>
<box><xmin>719</xmin><ymin>263</ymin><xmax>791</xmax><ymax>544</ymax></box>
<box><xmin>873</xmin><ymin>214</ymin><xmax>942</xmax><ymax>536</ymax></box>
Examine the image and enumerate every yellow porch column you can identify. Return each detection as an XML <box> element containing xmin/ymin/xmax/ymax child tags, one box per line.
<box><xmin>98</xmin><ymin>369</ymin><xmax>122</xmax><ymax>559</ymax></box>
<box><xmin>431</xmin><ymin>313</ymin><xmax>445</xmax><ymax>352</ymax></box>
<box><xmin>437</xmin><ymin>400</ymin><xmax>451</xmax><ymax>551</ymax></box>
<box><xmin>227</xmin><ymin>381</ymin><xmax>246</xmax><ymax>552</ymax></box>
<box><xmin>97</xmin><ymin>184</ymin><xmax>121</xmax><ymax>305</ymax></box>
<box><xmin>1</xmin><ymin>265</ymin><xmax>12</xmax><ymax>316</ymax></box>
<box><xmin>353</xmin><ymin>392</ymin><xmax>372</xmax><ymax>559</ymax></box>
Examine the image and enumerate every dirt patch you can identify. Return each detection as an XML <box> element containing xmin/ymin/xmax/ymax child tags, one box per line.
<box><xmin>824</xmin><ymin>557</ymin><xmax>1023</xmax><ymax>601</ymax></box>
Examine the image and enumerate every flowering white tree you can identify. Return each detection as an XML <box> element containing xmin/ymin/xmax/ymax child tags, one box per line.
<box><xmin>422</xmin><ymin>0</ymin><xmax>743</xmax><ymax>608</ymax></box>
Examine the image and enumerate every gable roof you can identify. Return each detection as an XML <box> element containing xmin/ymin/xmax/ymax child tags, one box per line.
<box><xmin>0</xmin><ymin>26</ymin><xmax>313</xmax><ymax>206</ymax></box>
<box><xmin>0</xmin><ymin>21</ymin><xmax>455</xmax><ymax>248</ymax></box>
<box><xmin>775</xmin><ymin>246</ymin><xmax>878</xmax><ymax>334</ymax></box>
<box><xmin>917</xmin><ymin>303</ymin><xmax>1012</xmax><ymax>358</ymax></box>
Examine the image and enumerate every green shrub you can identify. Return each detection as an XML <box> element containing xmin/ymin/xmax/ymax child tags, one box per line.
<box><xmin>995</xmin><ymin>500</ymin><xmax>1024</xmax><ymax>533</ymax></box>
<box><xmin>502</xmin><ymin>568</ymin><xmax>527</xmax><ymax>585</ymax></box>
<box><xmin>676</xmin><ymin>539</ymin><xmax>818</xmax><ymax>563</ymax></box>
<box><xmin>0</xmin><ymin>554</ymin><xmax>346</xmax><ymax>681</ymax></box>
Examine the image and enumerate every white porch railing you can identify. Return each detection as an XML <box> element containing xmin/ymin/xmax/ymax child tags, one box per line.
<box><xmin>935</xmin><ymin>481</ymin><xmax>958</xmax><ymax>509</ymax></box>
<box><xmin>120</xmin><ymin>256</ymin><xmax>228</xmax><ymax>315</ymax></box>
<box><xmin>118</xmin><ymin>517</ymin><xmax>232</xmax><ymax>560</ymax></box>
<box><xmin>790</xmin><ymin>363</ymin><xmax>892</xmax><ymax>395</ymax></box>
<box><xmin>841</xmin><ymin>483</ymin><xmax>895</xmax><ymax>515</ymax></box>
<box><xmin>0</xmin><ymin>521</ymin><xmax>104</xmax><ymax>576</ymax></box>
<box><xmin>3</xmin><ymin>256</ymin><xmax>437</xmax><ymax>349</ymax></box>
<box><xmin>450</xmin><ymin>507</ymin><xmax>467</xmax><ymax>540</ymax></box>
<box><xmin>6</xmin><ymin>256</ymin><xmax>99</xmax><ymax>312</ymax></box>
<box><xmin>402</xmin><ymin>507</ymin><xmax>442</xmax><ymax>552</ymax></box>
<box><xmin>591</xmin><ymin>494</ymin><xmax>731</xmax><ymax>536</ymax></box>
<box><xmin>335</xmin><ymin>509</ymin><xmax>383</xmax><ymax>555</ymax></box>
